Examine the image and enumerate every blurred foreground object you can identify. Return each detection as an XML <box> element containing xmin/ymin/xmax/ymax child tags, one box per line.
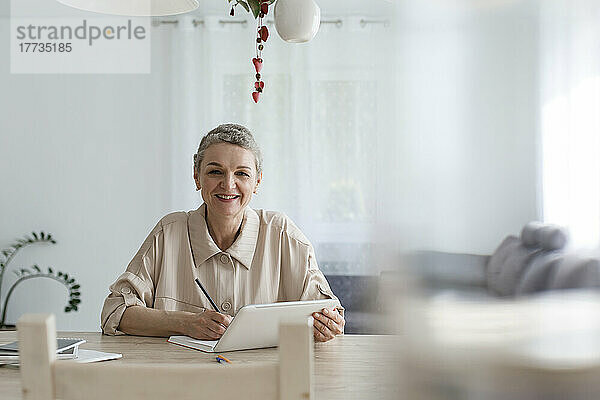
<box><xmin>394</xmin><ymin>221</ymin><xmax>600</xmax><ymax>399</ymax></box>
<box><xmin>398</xmin><ymin>289</ymin><xmax>600</xmax><ymax>399</ymax></box>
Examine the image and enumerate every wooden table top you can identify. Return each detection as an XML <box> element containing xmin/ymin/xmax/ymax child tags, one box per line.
<box><xmin>0</xmin><ymin>332</ymin><xmax>399</xmax><ymax>400</ymax></box>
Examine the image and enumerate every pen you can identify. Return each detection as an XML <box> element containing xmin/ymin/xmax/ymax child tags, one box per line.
<box><xmin>195</xmin><ymin>278</ymin><xmax>221</xmax><ymax>313</ymax></box>
<box><xmin>216</xmin><ymin>355</ymin><xmax>232</xmax><ymax>364</ymax></box>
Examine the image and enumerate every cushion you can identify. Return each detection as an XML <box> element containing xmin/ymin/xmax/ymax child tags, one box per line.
<box><xmin>521</xmin><ymin>221</ymin><xmax>544</xmax><ymax>248</ymax></box>
<box><xmin>515</xmin><ymin>252</ymin><xmax>563</xmax><ymax>295</ymax></box>
<box><xmin>487</xmin><ymin>235</ymin><xmax>544</xmax><ymax>296</ymax></box>
<box><xmin>538</xmin><ymin>225</ymin><xmax>568</xmax><ymax>250</ymax></box>
<box><xmin>520</xmin><ymin>221</ymin><xmax>568</xmax><ymax>250</ymax></box>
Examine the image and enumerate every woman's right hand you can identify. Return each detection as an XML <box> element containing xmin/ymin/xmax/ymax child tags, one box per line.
<box><xmin>184</xmin><ymin>310</ymin><xmax>233</xmax><ymax>340</ymax></box>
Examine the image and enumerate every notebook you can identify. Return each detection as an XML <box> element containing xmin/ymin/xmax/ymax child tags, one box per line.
<box><xmin>168</xmin><ymin>299</ymin><xmax>340</xmax><ymax>353</ymax></box>
<box><xmin>0</xmin><ymin>338</ymin><xmax>86</xmax><ymax>362</ymax></box>
<box><xmin>168</xmin><ymin>336</ymin><xmax>220</xmax><ymax>353</ymax></box>
<box><xmin>74</xmin><ymin>349</ymin><xmax>122</xmax><ymax>363</ymax></box>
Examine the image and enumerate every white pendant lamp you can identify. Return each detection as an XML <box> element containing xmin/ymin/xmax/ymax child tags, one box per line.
<box><xmin>274</xmin><ymin>0</ymin><xmax>320</xmax><ymax>43</ymax></box>
<box><xmin>56</xmin><ymin>0</ymin><xmax>199</xmax><ymax>16</ymax></box>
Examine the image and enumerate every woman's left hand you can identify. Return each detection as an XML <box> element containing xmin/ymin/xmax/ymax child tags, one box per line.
<box><xmin>313</xmin><ymin>307</ymin><xmax>345</xmax><ymax>342</ymax></box>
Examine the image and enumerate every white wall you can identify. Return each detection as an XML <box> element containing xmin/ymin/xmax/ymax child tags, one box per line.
<box><xmin>0</xmin><ymin>18</ymin><xmax>174</xmax><ymax>330</ymax></box>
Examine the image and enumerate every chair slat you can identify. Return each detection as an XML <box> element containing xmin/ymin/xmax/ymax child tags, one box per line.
<box><xmin>54</xmin><ymin>362</ymin><xmax>278</xmax><ymax>400</ymax></box>
<box><xmin>280</xmin><ymin>319</ymin><xmax>313</xmax><ymax>400</ymax></box>
<box><xmin>17</xmin><ymin>314</ymin><xmax>57</xmax><ymax>400</ymax></box>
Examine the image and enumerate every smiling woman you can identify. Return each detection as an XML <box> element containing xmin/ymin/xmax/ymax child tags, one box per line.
<box><xmin>192</xmin><ymin>126</ymin><xmax>263</xmax><ymax>251</ymax></box>
<box><xmin>100</xmin><ymin>124</ymin><xmax>345</xmax><ymax>343</ymax></box>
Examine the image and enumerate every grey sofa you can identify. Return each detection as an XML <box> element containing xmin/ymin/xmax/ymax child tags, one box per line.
<box><xmin>404</xmin><ymin>222</ymin><xmax>600</xmax><ymax>298</ymax></box>
<box><xmin>324</xmin><ymin>274</ymin><xmax>384</xmax><ymax>334</ymax></box>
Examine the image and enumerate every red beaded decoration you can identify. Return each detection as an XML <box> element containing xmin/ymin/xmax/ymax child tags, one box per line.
<box><xmin>252</xmin><ymin>1</ymin><xmax>269</xmax><ymax>103</ymax></box>
<box><xmin>228</xmin><ymin>0</ymin><xmax>270</xmax><ymax>103</ymax></box>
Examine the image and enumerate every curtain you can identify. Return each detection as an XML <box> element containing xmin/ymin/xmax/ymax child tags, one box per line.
<box><xmin>540</xmin><ymin>0</ymin><xmax>600</xmax><ymax>248</ymax></box>
<box><xmin>167</xmin><ymin>15</ymin><xmax>396</xmax><ymax>274</ymax></box>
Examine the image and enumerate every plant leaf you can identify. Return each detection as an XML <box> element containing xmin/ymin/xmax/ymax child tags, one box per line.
<box><xmin>247</xmin><ymin>0</ymin><xmax>260</xmax><ymax>18</ymax></box>
<box><xmin>33</xmin><ymin>265</ymin><xmax>41</xmax><ymax>272</ymax></box>
<box><xmin>32</xmin><ymin>232</ymin><xmax>38</xmax><ymax>240</ymax></box>
<box><xmin>72</xmin><ymin>284</ymin><xmax>80</xmax><ymax>289</ymax></box>
<box><xmin>48</xmin><ymin>267</ymin><xmax>53</xmax><ymax>274</ymax></box>
<box><xmin>238</xmin><ymin>0</ymin><xmax>250</xmax><ymax>13</ymax></box>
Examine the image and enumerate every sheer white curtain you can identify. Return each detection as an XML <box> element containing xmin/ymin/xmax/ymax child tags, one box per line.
<box><xmin>540</xmin><ymin>0</ymin><xmax>600</xmax><ymax>248</ymax></box>
<box><xmin>167</xmin><ymin>15</ymin><xmax>396</xmax><ymax>274</ymax></box>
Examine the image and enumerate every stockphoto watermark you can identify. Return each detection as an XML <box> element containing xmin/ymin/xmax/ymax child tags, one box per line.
<box><xmin>16</xmin><ymin>19</ymin><xmax>147</xmax><ymax>47</ymax></box>
<box><xmin>10</xmin><ymin>16</ymin><xmax>151</xmax><ymax>74</ymax></box>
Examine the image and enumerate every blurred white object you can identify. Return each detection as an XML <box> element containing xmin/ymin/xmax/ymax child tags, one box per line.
<box><xmin>274</xmin><ymin>0</ymin><xmax>321</xmax><ymax>43</ymax></box>
<box><xmin>55</xmin><ymin>0</ymin><xmax>199</xmax><ymax>16</ymax></box>
<box><xmin>399</xmin><ymin>290</ymin><xmax>600</xmax><ymax>399</ymax></box>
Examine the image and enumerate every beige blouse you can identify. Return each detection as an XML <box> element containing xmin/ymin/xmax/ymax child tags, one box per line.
<box><xmin>101</xmin><ymin>204</ymin><xmax>341</xmax><ymax>335</ymax></box>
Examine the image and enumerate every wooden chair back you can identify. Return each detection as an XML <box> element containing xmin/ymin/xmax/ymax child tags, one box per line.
<box><xmin>17</xmin><ymin>314</ymin><xmax>313</xmax><ymax>400</ymax></box>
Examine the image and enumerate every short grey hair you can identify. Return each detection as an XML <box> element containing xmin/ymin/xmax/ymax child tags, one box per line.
<box><xmin>193</xmin><ymin>124</ymin><xmax>263</xmax><ymax>176</ymax></box>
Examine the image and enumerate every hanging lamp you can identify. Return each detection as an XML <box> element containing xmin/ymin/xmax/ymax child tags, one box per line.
<box><xmin>55</xmin><ymin>0</ymin><xmax>199</xmax><ymax>16</ymax></box>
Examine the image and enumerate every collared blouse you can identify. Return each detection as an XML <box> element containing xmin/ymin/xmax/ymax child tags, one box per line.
<box><xmin>101</xmin><ymin>204</ymin><xmax>340</xmax><ymax>335</ymax></box>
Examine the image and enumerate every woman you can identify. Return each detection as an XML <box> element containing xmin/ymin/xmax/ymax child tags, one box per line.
<box><xmin>101</xmin><ymin>124</ymin><xmax>345</xmax><ymax>342</ymax></box>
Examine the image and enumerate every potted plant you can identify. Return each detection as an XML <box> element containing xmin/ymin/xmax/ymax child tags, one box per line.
<box><xmin>0</xmin><ymin>232</ymin><xmax>81</xmax><ymax>329</ymax></box>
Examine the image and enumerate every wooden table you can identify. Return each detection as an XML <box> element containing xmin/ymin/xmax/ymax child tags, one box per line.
<box><xmin>0</xmin><ymin>332</ymin><xmax>399</xmax><ymax>400</ymax></box>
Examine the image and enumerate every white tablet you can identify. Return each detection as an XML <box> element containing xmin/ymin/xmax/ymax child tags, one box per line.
<box><xmin>168</xmin><ymin>299</ymin><xmax>340</xmax><ymax>353</ymax></box>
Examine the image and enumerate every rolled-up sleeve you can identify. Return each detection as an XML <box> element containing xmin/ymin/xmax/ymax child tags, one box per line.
<box><xmin>100</xmin><ymin>222</ymin><xmax>163</xmax><ymax>335</ymax></box>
